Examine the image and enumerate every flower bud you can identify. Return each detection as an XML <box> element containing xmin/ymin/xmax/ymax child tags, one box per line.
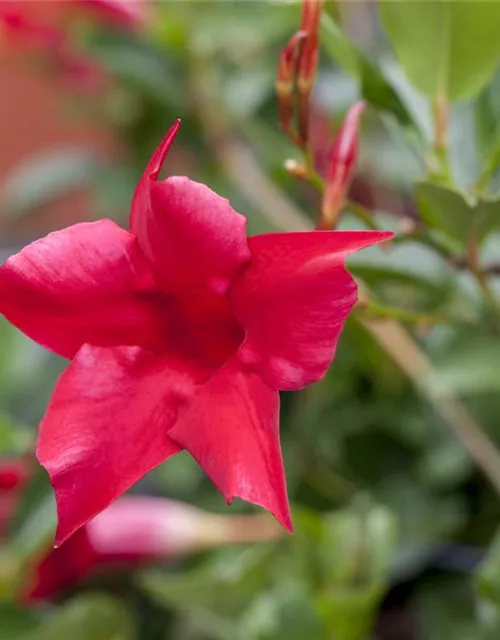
<box><xmin>276</xmin><ymin>31</ymin><xmax>307</xmax><ymax>136</ymax></box>
<box><xmin>320</xmin><ymin>101</ymin><xmax>365</xmax><ymax>229</ymax></box>
<box><xmin>297</xmin><ymin>0</ymin><xmax>324</xmax><ymax>143</ymax></box>
<box><xmin>23</xmin><ymin>497</ymin><xmax>282</xmax><ymax>601</ymax></box>
<box><xmin>297</xmin><ymin>0</ymin><xmax>323</xmax><ymax>94</ymax></box>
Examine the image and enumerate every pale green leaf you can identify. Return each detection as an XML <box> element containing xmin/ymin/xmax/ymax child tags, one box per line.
<box><xmin>380</xmin><ymin>0</ymin><xmax>500</xmax><ymax>100</ymax></box>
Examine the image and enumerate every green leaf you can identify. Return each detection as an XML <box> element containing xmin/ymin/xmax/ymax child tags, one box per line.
<box><xmin>322</xmin><ymin>502</ymin><xmax>398</xmax><ymax>587</ymax></box>
<box><xmin>8</xmin><ymin>468</ymin><xmax>56</xmax><ymax>563</ymax></box>
<box><xmin>415</xmin><ymin>181</ymin><xmax>472</xmax><ymax>246</ymax></box>
<box><xmin>379</xmin><ymin>0</ymin><xmax>500</xmax><ymax>101</ymax></box>
<box><xmin>416</xmin><ymin>181</ymin><xmax>500</xmax><ymax>247</ymax></box>
<box><xmin>139</xmin><ymin>546</ymin><xmax>275</xmax><ymax>618</ymax></box>
<box><xmin>320</xmin><ymin>14</ymin><xmax>414</xmax><ymax>127</ymax></box>
<box><xmin>477</xmin><ymin>528</ymin><xmax>500</xmax><ymax>607</ymax></box>
<box><xmin>0</xmin><ymin>149</ymin><xmax>103</xmax><ymax>218</ymax></box>
<box><xmin>0</xmin><ymin>605</ymin><xmax>39</xmax><ymax>639</ymax></box>
<box><xmin>425</xmin><ymin>338</ymin><xmax>500</xmax><ymax>397</ymax></box>
<box><xmin>23</xmin><ymin>594</ymin><xmax>132</xmax><ymax>640</ymax></box>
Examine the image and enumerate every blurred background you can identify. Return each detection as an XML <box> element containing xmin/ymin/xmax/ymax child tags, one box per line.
<box><xmin>2</xmin><ymin>1</ymin><xmax>500</xmax><ymax>639</ymax></box>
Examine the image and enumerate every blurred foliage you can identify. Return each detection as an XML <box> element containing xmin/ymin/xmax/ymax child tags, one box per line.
<box><xmin>2</xmin><ymin>1</ymin><xmax>500</xmax><ymax>639</ymax></box>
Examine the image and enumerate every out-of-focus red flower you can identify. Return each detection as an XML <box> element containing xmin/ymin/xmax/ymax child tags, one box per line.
<box><xmin>0</xmin><ymin>4</ymin><xmax>63</xmax><ymax>52</ymax></box>
<box><xmin>0</xmin><ymin>120</ymin><xmax>392</xmax><ymax>546</ymax></box>
<box><xmin>320</xmin><ymin>101</ymin><xmax>366</xmax><ymax>229</ymax></box>
<box><xmin>0</xmin><ymin>2</ymin><xmax>105</xmax><ymax>92</ymax></box>
<box><xmin>0</xmin><ymin>457</ymin><xmax>30</xmax><ymax>538</ymax></box>
<box><xmin>76</xmin><ymin>0</ymin><xmax>149</xmax><ymax>29</ymax></box>
<box><xmin>25</xmin><ymin>496</ymin><xmax>282</xmax><ymax>601</ymax></box>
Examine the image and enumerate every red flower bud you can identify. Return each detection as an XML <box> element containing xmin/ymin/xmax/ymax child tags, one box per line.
<box><xmin>276</xmin><ymin>31</ymin><xmax>307</xmax><ymax>136</ymax></box>
<box><xmin>297</xmin><ymin>0</ymin><xmax>323</xmax><ymax>94</ymax></box>
<box><xmin>320</xmin><ymin>101</ymin><xmax>365</xmax><ymax>229</ymax></box>
<box><xmin>297</xmin><ymin>0</ymin><xmax>324</xmax><ymax>144</ymax></box>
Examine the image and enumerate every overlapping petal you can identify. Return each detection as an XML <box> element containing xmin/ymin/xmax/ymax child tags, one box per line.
<box><xmin>130</xmin><ymin>122</ymin><xmax>251</xmax><ymax>296</ymax></box>
<box><xmin>0</xmin><ymin>220</ymin><xmax>166</xmax><ymax>359</ymax></box>
<box><xmin>230</xmin><ymin>230</ymin><xmax>393</xmax><ymax>391</ymax></box>
<box><xmin>37</xmin><ymin>345</ymin><xmax>199</xmax><ymax>546</ymax></box>
<box><xmin>169</xmin><ymin>357</ymin><xmax>292</xmax><ymax>532</ymax></box>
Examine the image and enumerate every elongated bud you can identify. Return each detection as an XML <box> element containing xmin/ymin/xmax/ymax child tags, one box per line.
<box><xmin>297</xmin><ymin>0</ymin><xmax>324</xmax><ymax>143</ymax></box>
<box><xmin>276</xmin><ymin>31</ymin><xmax>307</xmax><ymax>136</ymax></box>
<box><xmin>320</xmin><ymin>101</ymin><xmax>365</xmax><ymax>229</ymax></box>
<box><xmin>24</xmin><ymin>497</ymin><xmax>282</xmax><ymax>601</ymax></box>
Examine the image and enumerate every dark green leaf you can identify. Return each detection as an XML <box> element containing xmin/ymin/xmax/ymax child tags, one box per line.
<box><xmin>0</xmin><ymin>605</ymin><xmax>39</xmax><ymax>639</ymax></box>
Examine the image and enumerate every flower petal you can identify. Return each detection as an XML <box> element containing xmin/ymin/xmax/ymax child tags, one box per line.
<box><xmin>130</xmin><ymin>123</ymin><xmax>251</xmax><ymax>296</ymax></box>
<box><xmin>0</xmin><ymin>220</ymin><xmax>166</xmax><ymax>359</ymax></box>
<box><xmin>230</xmin><ymin>230</ymin><xmax>393</xmax><ymax>390</ymax></box>
<box><xmin>37</xmin><ymin>345</ymin><xmax>199</xmax><ymax>546</ymax></box>
<box><xmin>169</xmin><ymin>357</ymin><xmax>292</xmax><ymax>532</ymax></box>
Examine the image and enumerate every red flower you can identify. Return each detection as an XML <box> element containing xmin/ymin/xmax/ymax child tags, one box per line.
<box><xmin>0</xmin><ymin>120</ymin><xmax>392</xmax><ymax>546</ymax></box>
<box><xmin>0</xmin><ymin>4</ymin><xmax>64</xmax><ymax>51</ymax></box>
<box><xmin>0</xmin><ymin>2</ymin><xmax>105</xmax><ymax>92</ymax></box>
<box><xmin>0</xmin><ymin>457</ymin><xmax>30</xmax><ymax>537</ymax></box>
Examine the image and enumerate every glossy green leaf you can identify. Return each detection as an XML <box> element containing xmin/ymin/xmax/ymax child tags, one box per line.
<box><xmin>416</xmin><ymin>182</ymin><xmax>472</xmax><ymax>246</ymax></box>
<box><xmin>416</xmin><ymin>181</ymin><xmax>500</xmax><ymax>247</ymax></box>
<box><xmin>379</xmin><ymin>0</ymin><xmax>500</xmax><ymax>101</ymax></box>
<box><xmin>320</xmin><ymin>15</ymin><xmax>413</xmax><ymax>127</ymax></box>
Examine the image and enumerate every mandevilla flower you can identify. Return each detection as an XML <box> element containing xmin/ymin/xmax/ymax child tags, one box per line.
<box><xmin>0</xmin><ymin>120</ymin><xmax>392</xmax><ymax>546</ymax></box>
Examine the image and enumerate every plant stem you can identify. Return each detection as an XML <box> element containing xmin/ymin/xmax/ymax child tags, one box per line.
<box><xmin>467</xmin><ymin>233</ymin><xmax>500</xmax><ymax>320</ymax></box>
<box><xmin>476</xmin><ymin>136</ymin><xmax>500</xmax><ymax>195</ymax></box>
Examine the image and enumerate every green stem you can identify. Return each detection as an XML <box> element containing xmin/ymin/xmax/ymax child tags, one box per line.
<box><xmin>477</xmin><ymin>137</ymin><xmax>500</xmax><ymax>195</ymax></box>
<box><xmin>429</xmin><ymin>94</ymin><xmax>452</xmax><ymax>184</ymax></box>
<box><xmin>361</xmin><ymin>300</ymin><xmax>461</xmax><ymax>326</ymax></box>
<box><xmin>344</xmin><ymin>200</ymin><xmax>380</xmax><ymax>230</ymax></box>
